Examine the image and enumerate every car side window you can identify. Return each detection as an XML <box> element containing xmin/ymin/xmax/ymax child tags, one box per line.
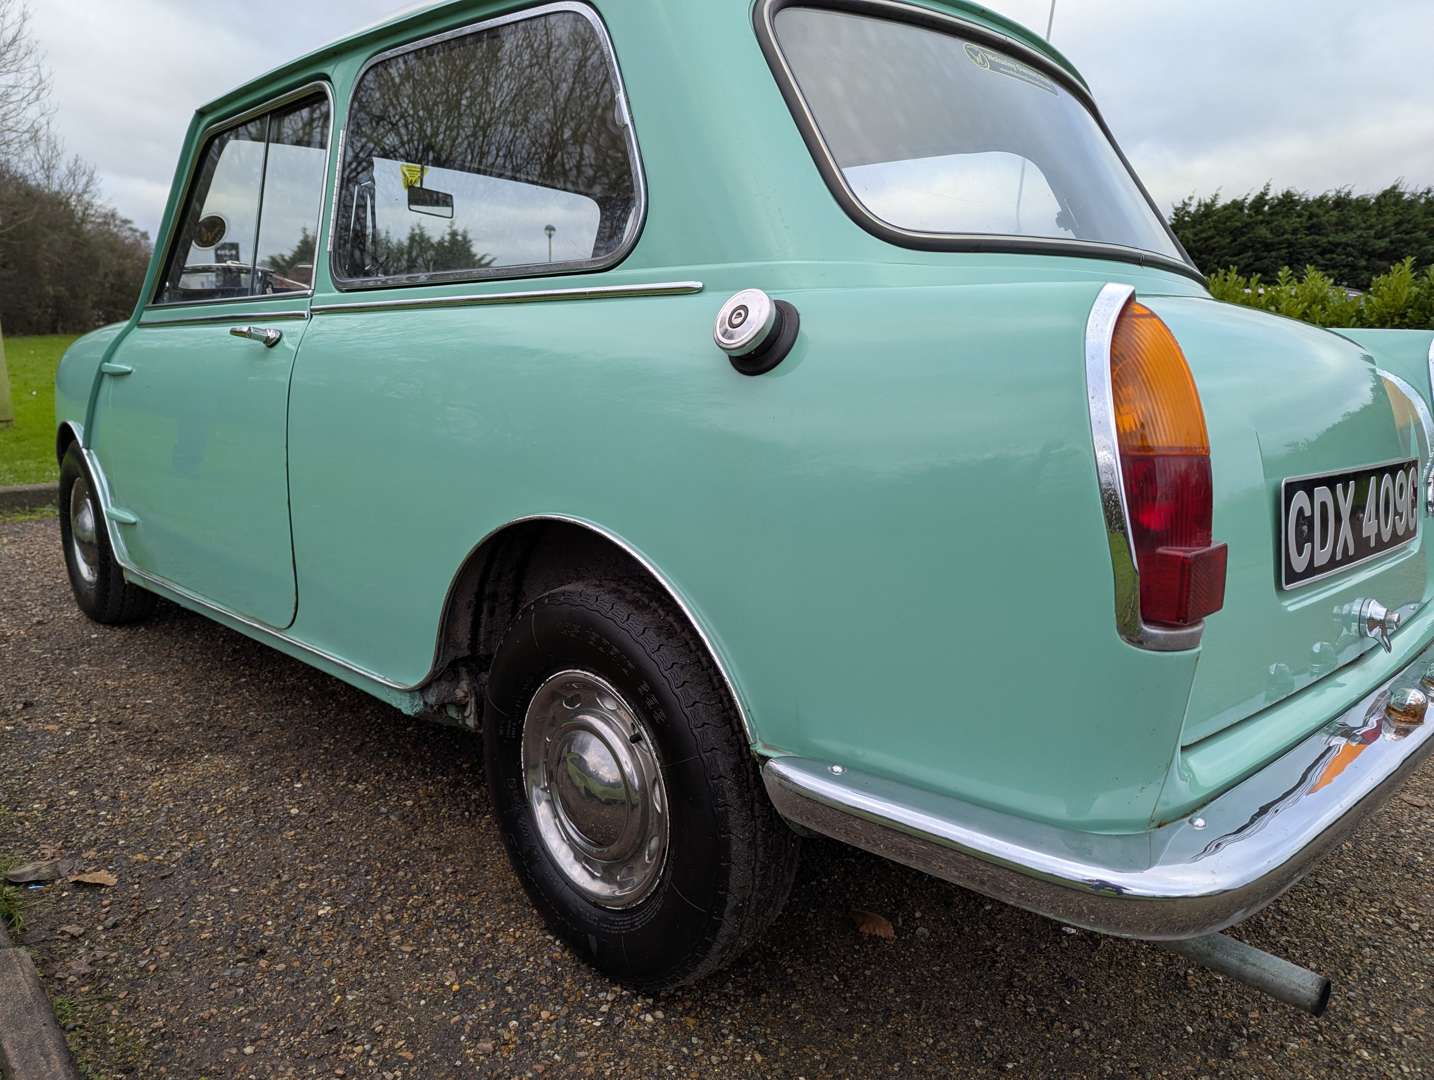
<box><xmin>332</xmin><ymin>5</ymin><xmax>642</xmax><ymax>287</ymax></box>
<box><xmin>155</xmin><ymin>91</ymin><xmax>331</xmax><ymax>305</ymax></box>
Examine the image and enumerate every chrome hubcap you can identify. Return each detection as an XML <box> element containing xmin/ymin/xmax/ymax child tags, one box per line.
<box><xmin>521</xmin><ymin>670</ymin><xmax>668</xmax><ymax>908</ymax></box>
<box><xmin>69</xmin><ymin>476</ymin><xmax>99</xmax><ymax>585</ymax></box>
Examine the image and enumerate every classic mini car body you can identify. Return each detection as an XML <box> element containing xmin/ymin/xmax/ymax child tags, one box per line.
<box><xmin>54</xmin><ymin>0</ymin><xmax>1434</xmax><ymax>997</ymax></box>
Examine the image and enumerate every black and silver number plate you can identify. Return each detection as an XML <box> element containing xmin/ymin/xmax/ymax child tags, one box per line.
<box><xmin>1281</xmin><ymin>459</ymin><xmax>1420</xmax><ymax>589</ymax></box>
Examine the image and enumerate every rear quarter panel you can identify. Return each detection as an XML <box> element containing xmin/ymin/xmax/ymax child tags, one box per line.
<box><xmin>287</xmin><ymin>277</ymin><xmax>1198</xmax><ymax>833</ymax></box>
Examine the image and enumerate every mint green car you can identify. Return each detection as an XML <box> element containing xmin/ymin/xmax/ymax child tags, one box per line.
<box><xmin>53</xmin><ymin>0</ymin><xmax>1434</xmax><ymax>997</ymax></box>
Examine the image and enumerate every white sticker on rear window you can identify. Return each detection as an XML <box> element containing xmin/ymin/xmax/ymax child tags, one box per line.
<box><xmin>964</xmin><ymin>43</ymin><xmax>1057</xmax><ymax>95</ymax></box>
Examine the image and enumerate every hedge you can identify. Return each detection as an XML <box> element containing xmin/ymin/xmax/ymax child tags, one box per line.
<box><xmin>1205</xmin><ymin>258</ymin><xmax>1434</xmax><ymax>330</ymax></box>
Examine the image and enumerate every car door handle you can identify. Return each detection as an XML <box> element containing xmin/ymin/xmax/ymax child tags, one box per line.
<box><xmin>99</xmin><ymin>362</ymin><xmax>133</xmax><ymax>376</ymax></box>
<box><xmin>229</xmin><ymin>325</ymin><xmax>283</xmax><ymax>348</ymax></box>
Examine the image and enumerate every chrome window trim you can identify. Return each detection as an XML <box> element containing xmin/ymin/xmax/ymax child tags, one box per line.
<box><xmin>78</xmin><ymin>447</ymin><xmax>754</xmax><ymax>742</ymax></box>
<box><xmin>329</xmin><ymin>0</ymin><xmax>648</xmax><ymax>292</ymax></box>
<box><xmin>310</xmin><ymin>280</ymin><xmax>703</xmax><ymax>315</ymax></box>
<box><xmin>138</xmin><ymin>309</ymin><xmax>312</xmax><ymax>328</ymax></box>
<box><xmin>1084</xmin><ymin>282</ymin><xmax>1204</xmax><ymax>651</ymax></box>
<box><xmin>753</xmin><ymin>0</ymin><xmax>1203</xmax><ymax>284</ymax></box>
<box><xmin>147</xmin><ymin>79</ymin><xmax>336</xmax><ymax>311</ymax></box>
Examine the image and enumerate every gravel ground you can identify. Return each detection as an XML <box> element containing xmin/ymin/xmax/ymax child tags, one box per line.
<box><xmin>2</xmin><ymin>515</ymin><xmax>1431</xmax><ymax>1079</ymax></box>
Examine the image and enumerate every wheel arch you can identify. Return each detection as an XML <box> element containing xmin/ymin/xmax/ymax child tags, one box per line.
<box><xmin>56</xmin><ymin>420</ymin><xmax>83</xmax><ymax>464</ymax></box>
<box><xmin>430</xmin><ymin>514</ymin><xmax>756</xmax><ymax>746</ymax></box>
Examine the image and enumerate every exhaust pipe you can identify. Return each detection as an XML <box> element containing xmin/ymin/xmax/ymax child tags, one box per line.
<box><xmin>1159</xmin><ymin>932</ymin><xmax>1332</xmax><ymax>1016</ymax></box>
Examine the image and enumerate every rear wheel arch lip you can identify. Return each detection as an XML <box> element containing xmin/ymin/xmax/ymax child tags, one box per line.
<box><xmin>429</xmin><ymin>513</ymin><xmax>758</xmax><ymax>747</ymax></box>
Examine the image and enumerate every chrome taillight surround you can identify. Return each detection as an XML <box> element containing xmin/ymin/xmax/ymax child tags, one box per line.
<box><xmin>1083</xmin><ymin>282</ymin><xmax>1205</xmax><ymax>652</ymax></box>
<box><xmin>1378</xmin><ymin>368</ymin><xmax>1434</xmax><ymax>518</ymax></box>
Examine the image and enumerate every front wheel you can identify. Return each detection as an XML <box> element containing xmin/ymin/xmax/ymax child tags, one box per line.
<box><xmin>58</xmin><ymin>445</ymin><xmax>156</xmax><ymax>625</ymax></box>
<box><xmin>484</xmin><ymin>578</ymin><xmax>799</xmax><ymax>991</ymax></box>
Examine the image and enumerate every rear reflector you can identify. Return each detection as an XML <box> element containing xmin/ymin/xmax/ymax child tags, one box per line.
<box><xmin>1111</xmin><ymin>302</ymin><xmax>1227</xmax><ymax>628</ymax></box>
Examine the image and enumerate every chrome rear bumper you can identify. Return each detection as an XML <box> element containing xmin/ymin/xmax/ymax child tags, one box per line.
<box><xmin>763</xmin><ymin>641</ymin><xmax>1434</xmax><ymax>939</ymax></box>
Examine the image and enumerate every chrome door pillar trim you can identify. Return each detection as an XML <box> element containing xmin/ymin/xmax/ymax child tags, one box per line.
<box><xmin>1084</xmin><ymin>282</ymin><xmax>1203</xmax><ymax>651</ymax></box>
<box><xmin>309</xmin><ymin>280</ymin><xmax>703</xmax><ymax>315</ymax></box>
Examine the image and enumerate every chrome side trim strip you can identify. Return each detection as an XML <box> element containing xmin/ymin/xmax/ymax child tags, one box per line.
<box><xmin>763</xmin><ymin>633</ymin><xmax>1434</xmax><ymax>939</ymax></box>
<box><xmin>310</xmin><ymin>281</ymin><xmax>704</xmax><ymax>315</ymax></box>
<box><xmin>138</xmin><ymin>309</ymin><xmax>311</xmax><ymax>328</ymax></box>
<box><xmin>77</xmin><ymin>448</ymin><xmax>753</xmax><ymax>741</ymax></box>
<box><xmin>1084</xmin><ymin>282</ymin><xmax>1203</xmax><ymax>651</ymax></box>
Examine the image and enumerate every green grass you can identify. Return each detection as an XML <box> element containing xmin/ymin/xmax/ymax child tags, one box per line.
<box><xmin>0</xmin><ymin>334</ymin><xmax>79</xmax><ymax>486</ymax></box>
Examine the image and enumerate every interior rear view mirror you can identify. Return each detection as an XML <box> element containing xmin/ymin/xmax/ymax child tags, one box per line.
<box><xmin>408</xmin><ymin>185</ymin><xmax>455</xmax><ymax>219</ymax></box>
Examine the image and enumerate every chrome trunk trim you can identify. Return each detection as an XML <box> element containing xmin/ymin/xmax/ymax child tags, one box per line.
<box><xmin>763</xmin><ymin>632</ymin><xmax>1434</xmax><ymax>939</ymax></box>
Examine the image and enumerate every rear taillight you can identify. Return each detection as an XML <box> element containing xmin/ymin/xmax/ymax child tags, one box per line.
<box><xmin>1109</xmin><ymin>301</ymin><xmax>1227</xmax><ymax>628</ymax></box>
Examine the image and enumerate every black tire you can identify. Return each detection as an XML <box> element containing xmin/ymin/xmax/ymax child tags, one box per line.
<box><xmin>484</xmin><ymin>578</ymin><xmax>800</xmax><ymax>991</ymax></box>
<box><xmin>58</xmin><ymin>445</ymin><xmax>156</xmax><ymax>625</ymax></box>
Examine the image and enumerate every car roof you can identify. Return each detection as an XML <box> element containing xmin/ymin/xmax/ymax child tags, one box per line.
<box><xmin>197</xmin><ymin>0</ymin><xmax>1086</xmax><ymax>123</ymax></box>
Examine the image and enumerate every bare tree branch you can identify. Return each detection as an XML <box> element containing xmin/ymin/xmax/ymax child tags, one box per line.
<box><xmin>0</xmin><ymin>0</ymin><xmax>49</xmax><ymax>155</ymax></box>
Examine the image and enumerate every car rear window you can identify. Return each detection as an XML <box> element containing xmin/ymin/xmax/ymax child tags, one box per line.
<box><xmin>769</xmin><ymin>6</ymin><xmax>1186</xmax><ymax>264</ymax></box>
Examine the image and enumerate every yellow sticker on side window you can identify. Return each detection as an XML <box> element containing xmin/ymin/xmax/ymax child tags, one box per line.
<box><xmin>399</xmin><ymin>162</ymin><xmax>426</xmax><ymax>189</ymax></box>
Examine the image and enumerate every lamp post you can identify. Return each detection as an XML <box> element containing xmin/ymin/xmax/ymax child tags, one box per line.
<box><xmin>545</xmin><ymin>224</ymin><xmax>556</xmax><ymax>263</ymax></box>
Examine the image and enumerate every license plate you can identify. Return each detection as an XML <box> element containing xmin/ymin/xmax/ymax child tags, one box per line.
<box><xmin>1281</xmin><ymin>459</ymin><xmax>1420</xmax><ymax>589</ymax></box>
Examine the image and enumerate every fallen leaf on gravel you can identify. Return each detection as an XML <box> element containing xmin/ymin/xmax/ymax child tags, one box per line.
<box><xmin>850</xmin><ymin>909</ymin><xmax>896</xmax><ymax>940</ymax></box>
<box><xmin>4</xmin><ymin>857</ymin><xmax>79</xmax><ymax>884</ymax></box>
<box><xmin>1401</xmin><ymin>794</ymin><xmax>1429</xmax><ymax>809</ymax></box>
<box><xmin>71</xmin><ymin>870</ymin><xmax>117</xmax><ymax>887</ymax></box>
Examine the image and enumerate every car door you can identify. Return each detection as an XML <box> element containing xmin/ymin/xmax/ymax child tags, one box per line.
<box><xmin>91</xmin><ymin>87</ymin><xmax>332</xmax><ymax>629</ymax></box>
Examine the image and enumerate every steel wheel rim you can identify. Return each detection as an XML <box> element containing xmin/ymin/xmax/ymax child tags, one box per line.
<box><xmin>69</xmin><ymin>475</ymin><xmax>100</xmax><ymax>585</ymax></box>
<box><xmin>521</xmin><ymin>669</ymin><xmax>669</xmax><ymax>908</ymax></box>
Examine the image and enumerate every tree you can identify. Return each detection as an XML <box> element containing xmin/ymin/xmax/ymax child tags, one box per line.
<box><xmin>0</xmin><ymin>0</ymin><xmax>49</xmax><ymax>428</ymax></box>
<box><xmin>1171</xmin><ymin>183</ymin><xmax>1434</xmax><ymax>288</ymax></box>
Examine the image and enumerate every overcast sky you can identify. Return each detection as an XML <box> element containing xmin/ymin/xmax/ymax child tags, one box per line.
<box><xmin>28</xmin><ymin>0</ymin><xmax>1434</xmax><ymax>242</ymax></box>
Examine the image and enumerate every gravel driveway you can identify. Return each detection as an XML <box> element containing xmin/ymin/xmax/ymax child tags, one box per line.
<box><xmin>2</xmin><ymin>516</ymin><xmax>1431</xmax><ymax>1078</ymax></box>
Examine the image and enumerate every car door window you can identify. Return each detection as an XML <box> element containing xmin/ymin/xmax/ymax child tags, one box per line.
<box><xmin>156</xmin><ymin>92</ymin><xmax>331</xmax><ymax>304</ymax></box>
<box><xmin>332</xmin><ymin>5</ymin><xmax>642</xmax><ymax>287</ymax></box>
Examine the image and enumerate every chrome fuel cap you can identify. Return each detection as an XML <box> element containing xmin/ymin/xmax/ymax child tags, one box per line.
<box><xmin>714</xmin><ymin>289</ymin><xmax>778</xmax><ymax>357</ymax></box>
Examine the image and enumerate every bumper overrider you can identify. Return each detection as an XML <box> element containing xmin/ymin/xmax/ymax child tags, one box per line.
<box><xmin>762</xmin><ymin>638</ymin><xmax>1434</xmax><ymax>940</ymax></box>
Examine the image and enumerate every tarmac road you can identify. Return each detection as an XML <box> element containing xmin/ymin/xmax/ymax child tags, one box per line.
<box><xmin>2</xmin><ymin>516</ymin><xmax>1430</xmax><ymax>1078</ymax></box>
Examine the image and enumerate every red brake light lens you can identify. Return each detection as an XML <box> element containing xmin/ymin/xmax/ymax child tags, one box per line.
<box><xmin>1110</xmin><ymin>302</ymin><xmax>1227</xmax><ymax>627</ymax></box>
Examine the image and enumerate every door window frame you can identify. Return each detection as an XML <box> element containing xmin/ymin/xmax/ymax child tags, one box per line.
<box><xmin>326</xmin><ymin>0</ymin><xmax>648</xmax><ymax>293</ymax></box>
<box><xmin>148</xmin><ymin>80</ymin><xmax>336</xmax><ymax>311</ymax></box>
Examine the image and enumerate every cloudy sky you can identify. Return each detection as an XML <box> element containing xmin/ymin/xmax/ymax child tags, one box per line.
<box><xmin>28</xmin><ymin>0</ymin><xmax>1434</xmax><ymax>242</ymax></box>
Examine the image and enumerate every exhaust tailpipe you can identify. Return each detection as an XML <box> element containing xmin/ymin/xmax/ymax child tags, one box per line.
<box><xmin>1159</xmin><ymin>932</ymin><xmax>1331</xmax><ymax>1016</ymax></box>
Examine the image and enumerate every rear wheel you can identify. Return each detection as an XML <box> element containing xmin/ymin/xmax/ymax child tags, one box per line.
<box><xmin>58</xmin><ymin>445</ymin><xmax>156</xmax><ymax>625</ymax></box>
<box><xmin>484</xmin><ymin>578</ymin><xmax>799</xmax><ymax>991</ymax></box>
